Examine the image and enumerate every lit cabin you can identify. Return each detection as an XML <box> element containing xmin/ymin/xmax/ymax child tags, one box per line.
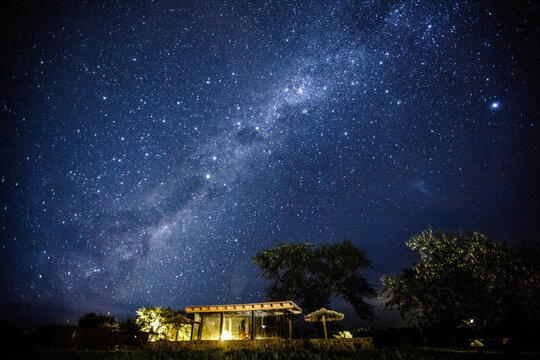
<box><xmin>185</xmin><ymin>301</ymin><xmax>302</xmax><ymax>340</ymax></box>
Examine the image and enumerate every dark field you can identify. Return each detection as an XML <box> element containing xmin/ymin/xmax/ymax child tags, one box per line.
<box><xmin>5</xmin><ymin>349</ymin><xmax>539</xmax><ymax>360</ymax></box>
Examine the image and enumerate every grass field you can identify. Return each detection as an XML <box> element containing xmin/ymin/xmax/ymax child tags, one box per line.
<box><xmin>6</xmin><ymin>348</ymin><xmax>539</xmax><ymax>360</ymax></box>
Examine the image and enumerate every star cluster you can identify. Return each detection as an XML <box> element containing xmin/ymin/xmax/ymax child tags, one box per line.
<box><xmin>1</xmin><ymin>1</ymin><xmax>538</xmax><ymax>326</ymax></box>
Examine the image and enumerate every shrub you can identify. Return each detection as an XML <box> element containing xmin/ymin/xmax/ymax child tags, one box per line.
<box><xmin>333</xmin><ymin>331</ymin><xmax>353</xmax><ymax>339</ymax></box>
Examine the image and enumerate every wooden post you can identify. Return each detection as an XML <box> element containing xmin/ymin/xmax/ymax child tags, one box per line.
<box><xmin>288</xmin><ymin>317</ymin><xmax>292</xmax><ymax>340</ymax></box>
<box><xmin>219</xmin><ymin>312</ymin><xmax>224</xmax><ymax>340</ymax></box>
<box><xmin>251</xmin><ymin>311</ymin><xmax>255</xmax><ymax>340</ymax></box>
<box><xmin>198</xmin><ymin>316</ymin><xmax>203</xmax><ymax>340</ymax></box>
<box><xmin>283</xmin><ymin>312</ymin><xmax>286</xmax><ymax>339</ymax></box>
<box><xmin>322</xmin><ymin>314</ymin><xmax>327</xmax><ymax>339</ymax></box>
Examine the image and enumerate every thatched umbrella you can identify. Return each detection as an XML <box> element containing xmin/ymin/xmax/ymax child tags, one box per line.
<box><xmin>304</xmin><ymin>308</ymin><xmax>344</xmax><ymax>339</ymax></box>
<box><xmin>164</xmin><ymin>313</ymin><xmax>192</xmax><ymax>341</ymax></box>
<box><xmin>165</xmin><ymin>313</ymin><xmax>192</xmax><ymax>325</ymax></box>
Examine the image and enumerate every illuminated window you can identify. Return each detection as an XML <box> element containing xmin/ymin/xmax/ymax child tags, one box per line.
<box><xmin>254</xmin><ymin>311</ymin><xmax>285</xmax><ymax>339</ymax></box>
<box><xmin>222</xmin><ymin>312</ymin><xmax>251</xmax><ymax>340</ymax></box>
<box><xmin>200</xmin><ymin>313</ymin><xmax>221</xmax><ymax>340</ymax></box>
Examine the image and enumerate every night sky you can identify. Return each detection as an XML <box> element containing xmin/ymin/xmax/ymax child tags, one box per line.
<box><xmin>1</xmin><ymin>1</ymin><xmax>538</xmax><ymax>329</ymax></box>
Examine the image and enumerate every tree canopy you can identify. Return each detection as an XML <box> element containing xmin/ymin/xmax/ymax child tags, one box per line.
<box><xmin>135</xmin><ymin>306</ymin><xmax>191</xmax><ymax>341</ymax></box>
<box><xmin>381</xmin><ymin>229</ymin><xmax>540</xmax><ymax>343</ymax></box>
<box><xmin>252</xmin><ymin>239</ymin><xmax>375</xmax><ymax>320</ymax></box>
<box><xmin>77</xmin><ymin>312</ymin><xmax>115</xmax><ymax>328</ymax></box>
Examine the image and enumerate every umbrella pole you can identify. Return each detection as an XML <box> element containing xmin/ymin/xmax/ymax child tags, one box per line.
<box><xmin>322</xmin><ymin>315</ymin><xmax>327</xmax><ymax>340</ymax></box>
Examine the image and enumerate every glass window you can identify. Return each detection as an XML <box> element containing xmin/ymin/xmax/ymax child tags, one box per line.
<box><xmin>200</xmin><ymin>313</ymin><xmax>221</xmax><ymax>340</ymax></box>
<box><xmin>222</xmin><ymin>312</ymin><xmax>251</xmax><ymax>340</ymax></box>
<box><xmin>191</xmin><ymin>323</ymin><xmax>200</xmax><ymax>340</ymax></box>
<box><xmin>254</xmin><ymin>311</ymin><xmax>285</xmax><ymax>339</ymax></box>
<box><xmin>192</xmin><ymin>313</ymin><xmax>201</xmax><ymax>340</ymax></box>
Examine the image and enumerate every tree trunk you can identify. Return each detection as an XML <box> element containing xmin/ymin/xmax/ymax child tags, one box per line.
<box><xmin>322</xmin><ymin>315</ymin><xmax>327</xmax><ymax>339</ymax></box>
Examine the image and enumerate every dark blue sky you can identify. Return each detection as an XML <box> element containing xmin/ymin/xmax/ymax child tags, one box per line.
<box><xmin>1</xmin><ymin>1</ymin><xmax>538</xmax><ymax>329</ymax></box>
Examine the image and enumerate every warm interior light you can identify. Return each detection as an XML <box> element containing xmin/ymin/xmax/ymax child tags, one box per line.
<box><xmin>221</xmin><ymin>317</ymin><xmax>234</xmax><ymax>340</ymax></box>
<box><xmin>221</xmin><ymin>329</ymin><xmax>232</xmax><ymax>340</ymax></box>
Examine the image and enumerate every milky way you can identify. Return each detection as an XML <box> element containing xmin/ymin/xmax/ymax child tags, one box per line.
<box><xmin>1</xmin><ymin>1</ymin><xmax>538</xmax><ymax>326</ymax></box>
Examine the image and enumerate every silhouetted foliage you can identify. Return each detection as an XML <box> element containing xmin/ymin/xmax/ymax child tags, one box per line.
<box><xmin>31</xmin><ymin>324</ymin><xmax>78</xmax><ymax>350</ymax></box>
<box><xmin>118</xmin><ymin>317</ymin><xmax>139</xmax><ymax>333</ymax></box>
<box><xmin>372</xmin><ymin>327</ymin><xmax>425</xmax><ymax>348</ymax></box>
<box><xmin>253</xmin><ymin>239</ymin><xmax>376</xmax><ymax>320</ymax></box>
<box><xmin>0</xmin><ymin>320</ymin><xmax>28</xmax><ymax>352</ymax></box>
<box><xmin>77</xmin><ymin>313</ymin><xmax>116</xmax><ymax>328</ymax></box>
<box><xmin>382</xmin><ymin>229</ymin><xmax>540</xmax><ymax>345</ymax></box>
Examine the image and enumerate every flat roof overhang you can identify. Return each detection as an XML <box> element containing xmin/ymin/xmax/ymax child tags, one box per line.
<box><xmin>185</xmin><ymin>301</ymin><xmax>302</xmax><ymax>314</ymax></box>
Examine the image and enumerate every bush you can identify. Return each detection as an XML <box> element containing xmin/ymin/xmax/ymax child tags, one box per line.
<box><xmin>14</xmin><ymin>348</ymin><xmax>539</xmax><ymax>360</ymax></box>
<box><xmin>373</xmin><ymin>327</ymin><xmax>425</xmax><ymax>348</ymax></box>
<box><xmin>333</xmin><ymin>331</ymin><xmax>353</xmax><ymax>339</ymax></box>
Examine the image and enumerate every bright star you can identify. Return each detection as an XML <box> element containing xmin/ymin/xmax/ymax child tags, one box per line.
<box><xmin>490</xmin><ymin>101</ymin><xmax>500</xmax><ymax>109</ymax></box>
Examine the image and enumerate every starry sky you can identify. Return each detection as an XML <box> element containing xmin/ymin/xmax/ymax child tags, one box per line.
<box><xmin>1</xmin><ymin>1</ymin><xmax>538</xmax><ymax>328</ymax></box>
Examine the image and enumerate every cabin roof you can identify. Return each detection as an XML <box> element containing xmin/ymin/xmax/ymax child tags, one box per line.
<box><xmin>185</xmin><ymin>301</ymin><xmax>302</xmax><ymax>314</ymax></box>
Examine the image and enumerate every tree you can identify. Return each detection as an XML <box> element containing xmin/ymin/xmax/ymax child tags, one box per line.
<box><xmin>252</xmin><ymin>239</ymin><xmax>375</xmax><ymax>320</ymax></box>
<box><xmin>135</xmin><ymin>307</ymin><xmax>191</xmax><ymax>341</ymax></box>
<box><xmin>381</xmin><ymin>229</ymin><xmax>540</xmax><ymax>344</ymax></box>
<box><xmin>77</xmin><ymin>312</ymin><xmax>116</xmax><ymax>328</ymax></box>
<box><xmin>118</xmin><ymin>317</ymin><xmax>139</xmax><ymax>334</ymax></box>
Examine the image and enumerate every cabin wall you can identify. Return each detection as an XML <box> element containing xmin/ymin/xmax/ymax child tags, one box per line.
<box><xmin>192</xmin><ymin>311</ymin><xmax>289</xmax><ymax>341</ymax></box>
